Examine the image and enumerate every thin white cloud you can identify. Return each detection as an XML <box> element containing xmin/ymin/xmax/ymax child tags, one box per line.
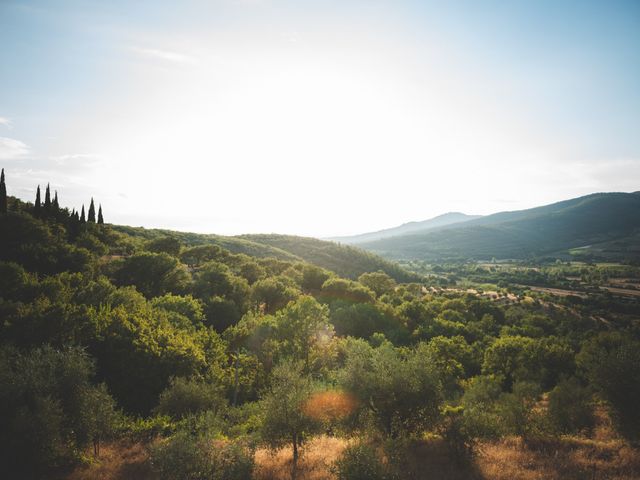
<box><xmin>131</xmin><ymin>46</ymin><xmax>197</xmax><ymax>64</ymax></box>
<box><xmin>0</xmin><ymin>137</ymin><xmax>29</xmax><ymax>159</ymax></box>
<box><xmin>53</xmin><ymin>153</ymin><xmax>104</xmax><ymax>167</ymax></box>
<box><xmin>0</xmin><ymin>117</ymin><xmax>12</xmax><ymax>129</ymax></box>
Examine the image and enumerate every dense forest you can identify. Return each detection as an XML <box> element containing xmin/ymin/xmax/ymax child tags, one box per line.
<box><xmin>1</xmin><ymin>172</ymin><xmax>639</xmax><ymax>479</ymax></box>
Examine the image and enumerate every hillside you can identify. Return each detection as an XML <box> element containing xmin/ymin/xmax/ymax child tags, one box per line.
<box><xmin>110</xmin><ymin>227</ymin><xmax>420</xmax><ymax>282</ymax></box>
<box><xmin>329</xmin><ymin>212</ymin><xmax>481</xmax><ymax>244</ymax></box>
<box><xmin>237</xmin><ymin>233</ymin><xmax>421</xmax><ymax>282</ymax></box>
<box><xmin>359</xmin><ymin>192</ymin><xmax>640</xmax><ymax>262</ymax></box>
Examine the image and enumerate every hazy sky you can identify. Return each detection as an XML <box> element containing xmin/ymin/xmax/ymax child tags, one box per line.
<box><xmin>1</xmin><ymin>0</ymin><xmax>639</xmax><ymax>237</ymax></box>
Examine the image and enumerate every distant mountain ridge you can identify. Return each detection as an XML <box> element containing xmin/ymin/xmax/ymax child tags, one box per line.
<box><xmin>329</xmin><ymin>212</ymin><xmax>481</xmax><ymax>244</ymax></box>
<box><xmin>356</xmin><ymin>192</ymin><xmax>640</xmax><ymax>262</ymax></box>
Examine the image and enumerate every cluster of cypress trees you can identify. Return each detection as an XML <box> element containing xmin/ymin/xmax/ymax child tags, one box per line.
<box><xmin>68</xmin><ymin>198</ymin><xmax>104</xmax><ymax>224</ymax></box>
<box><xmin>0</xmin><ymin>168</ymin><xmax>104</xmax><ymax>224</ymax></box>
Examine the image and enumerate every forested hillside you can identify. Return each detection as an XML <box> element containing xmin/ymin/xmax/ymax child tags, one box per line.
<box><xmin>329</xmin><ymin>212</ymin><xmax>481</xmax><ymax>244</ymax></box>
<box><xmin>360</xmin><ymin>192</ymin><xmax>640</xmax><ymax>262</ymax></box>
<box><xmin>1</xmin><ymin>177</ymin><xmax>639</xmax><ymax>480</ymax></box>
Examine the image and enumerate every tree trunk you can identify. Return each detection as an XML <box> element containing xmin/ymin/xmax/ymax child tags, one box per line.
<box><xmin>292</xmin><ymin>434</ymin><xmax>298</xmax><ymax>480</ymax></box>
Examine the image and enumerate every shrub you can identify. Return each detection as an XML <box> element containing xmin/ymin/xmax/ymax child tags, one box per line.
<box><xmin>150</xmin><ymin>430</ymin><xmax>254</xmax><ymax>480</ymax></box>
<box><xmin>332</xmin><ymin>442</ymin><xmax>387</xmax><ymax>480</ymax></box>
<box><xmin>155</xmin><ymin>377</ymin><xmax>226</xmax><ymax>420</ymax></box>
<box><xmin>547</xmin><ymin>378</ymin><xmax>595</xmax><ymax>434</ymax></box>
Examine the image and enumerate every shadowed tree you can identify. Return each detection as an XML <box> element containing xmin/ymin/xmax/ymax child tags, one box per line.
<box><xmin>0</xmin><ymin>168</ymin><xmax>7</xmax><ymax>214</ymax></box>
<box><xmin>97</xmin><ymin>204</ymin><xmax>104</xmax><ymax>224</ymax></box>
<box><xmin>261</xmin><ymin>360</ymin><xmax>317</xmax><ymax>480</ymax></box>
<box><xmin>44</xmin><ymin>183</ymin><xmax>51</xmax><ymax>211</ymax></box>
<box><xmin>52</xmin><ymin>191</ymin><xmax>59</xmax><ymax>210</ymax></box>
<box><xmin>88</xmin><ymin>198</ymin><xmax>96</xmax><ymax>223</ymax></box>
<box><xmin>34</xmin><ymin>185</ymin><xmax>41</xmax><ymax>215</ymax></box>
<box><xmin>80</xmin><ymin>205</ymin><xmax>86</xmax><ymax>223</ymax></box>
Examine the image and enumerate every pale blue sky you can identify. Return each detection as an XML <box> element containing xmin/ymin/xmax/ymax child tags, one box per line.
<box><xmin>1</xmin><ymin>0</ymin><xmax>639</xmax><ymax>236</ymax></box>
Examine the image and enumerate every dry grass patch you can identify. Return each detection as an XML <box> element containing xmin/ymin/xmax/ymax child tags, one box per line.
<box><xmin>254</xmin><ymin>435</ymin><xmax>349</xmax><ymax>480</ymax></box>
<box><xmin>65</xmin><ymin>440</ymin><xmax>153</xmax><ymax>480</ymax></box>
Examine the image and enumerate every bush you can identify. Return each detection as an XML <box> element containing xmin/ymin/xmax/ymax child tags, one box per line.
<box><xmin>332</xmin><ymin>442</ymin><xmax>388</xmax><ymax>480</ymax></box>
<box><xmin>156</xmin><ymin>377</ymin><xmax>226</xmax><ymax>420</ymax></box>
<box><xmin>150</xmin><ymin>430</ymin><xmax>254</xmax><ymax>480</ymax></box>
<box><xmin>547</xmin><ymin>378</ymin><xmax>595</xmax><ymax>434</ymax></box>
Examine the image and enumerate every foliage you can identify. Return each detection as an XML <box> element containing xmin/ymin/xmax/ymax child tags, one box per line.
<box><xmin>150</xmin><ymin>429</ymin><xmax>254</xmax><ymax>480</ymax></box>
<box><xmin>339</xmin><ymin>339</ymin><xmax>442</xmax><ymax>438</ymax></box>
<box><xmin>577</xmin><ymin>332</ymin><xmax>640</xmax><ymax>443</ymax></box>
<box><xmin>546</xmin><ymin>377</ymin><xmax>595</xmax><ymax>435</ymax></box>
<box><xmin>156</xmin><ymin>377</ymin><xmax>226</xmax><ymax>420</ymax></box>
<box><xmin>332</xmin><ymin>442</ymin><xmax>389</xmax><ymax>480</ymax></box>
<box><xmin>261</xmin><ymin>360</ymin><xmax>317</xmax><ymax>479</ymax></box>
<box><xmin>0</xmin><ymin>346</ymin><xmax>119</xmax><ymax>475</ymax></box>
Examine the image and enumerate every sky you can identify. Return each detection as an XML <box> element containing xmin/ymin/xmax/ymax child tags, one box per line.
<box><xmin>1</xmin><ymin>0</ymin><xmax>639</xmax><ymax>237</ymax></box>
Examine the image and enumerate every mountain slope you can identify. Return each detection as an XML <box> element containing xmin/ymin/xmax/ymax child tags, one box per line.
<box><xmin>112</xmin><ymin>226</ymin><xmax>420</xmax><ymax>282</ymax></box>
<box><xmin>237</xmin><ymin>234</ymin><xmax>421</xmax><ymax>282</ymax></box>
<box><xmin>358</xmin><ymin>192</ymin><xmax>640</xmax><ymax>261</ymax></box>
<box><xmin>329</xmin><ymin>212</ymin><xmax>481</xmax><ymax>244</ymax></box>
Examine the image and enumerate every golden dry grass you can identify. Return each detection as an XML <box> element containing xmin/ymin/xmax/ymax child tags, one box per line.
<box><xmin>64</xmin><ymin>411</ymin><xmax>640</xmax><ymax>480</ymax></box>
<box><xmin>254</xmin><ymin>435</ymin><xmax>350</xmax><ymax>480</ymax></box>
<box><xmin>65</xmin><ymin>440</ymin><xmax>153</xmax><ymax>480</ymax></box>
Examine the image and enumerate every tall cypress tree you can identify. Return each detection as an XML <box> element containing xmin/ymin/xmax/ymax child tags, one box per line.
<box><xmin>35</xmin><ymin>185</ymin><xmax>41</xmax><ymax>215</ymax></box>
<box><xmin>53</xmin><ymin>191</ymin><xmax>59</xmax><ymax>210</ymax></box>
<box><xmin>0</xmin><ymin>168</ymin><xmax>7</xmax><ymax>214</ymax></box>
<box><xmin>97</xmin><ymin>204</ymin><xmax>104</xmax><ymax>224</ymax></box>
<box><xmin>88</xmin><ymin>198</ymin><xmax>96</xmax><ymax>223</ymax></box>
<box><xmin>44</xmin><ymin>183</ymin><xmax>51</xmax><ymax>210</ymax></box>
<box><xmin>80</xmin><ymin>205</ymin><xmax>86</xmax><ymax>223</ymax></box>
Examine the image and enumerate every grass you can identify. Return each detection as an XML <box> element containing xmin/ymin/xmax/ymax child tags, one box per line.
<box><xmin>63</xmin><ymin>412</ymin><xmax>640</xmax><ymax>480</ymax></box>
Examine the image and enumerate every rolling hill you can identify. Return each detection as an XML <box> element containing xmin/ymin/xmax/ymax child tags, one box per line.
<box><xmin>328</xmin><ymin>212</ymin><xmax>481</xmax><ymax>244</ymax></box>
<box><xmin>357</xmin><ymin>192</ymin><xmax>640</xmax><ymax>262</ymax></box>
<box><xmin>112</xmin><ymin>226</ymin><xmax>421</xmax><ymax>282</ymax></box>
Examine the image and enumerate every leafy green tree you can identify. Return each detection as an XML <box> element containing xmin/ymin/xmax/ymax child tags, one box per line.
<box><xmin>180</xmin><ymin>244</ymin><xmax>229</xmax><ymax>267</ymax></box>
<box><xmin>0</xmin><ymin>346</ymin><xmax>119</xmax><ymax>474</ymax></box>
<box><xmin>193</xmin><ymin>261</ymin><xmax>250</xmax><ymax>308</ymax></box>
<box><xmin>52</xmin><ymin>191</ymin><xmax>59</xmax><ymax>210</ymax></box>
<box><xmin>0</xmin><ymin>168</ymin><xmax>7</xmax><ymax>214</ymax></box>
<box><xmin>330</xmin><ymin>301</ymin><xmax>402</xmax><ymax>341</ymax></box>
<box><xmin>97</xmin><ymin>204</ymin><xmax>104</xmax><ymax>224</ymax></box>
<box><xmin>155</xmin><ymin>377</ymin><xmax>226</xmax><ymax>419</ymax></box>
<box><xmin>93</xmin><ymin>303</ymin><xmax>215</xmax><ymax>413</ymax></box>
<box><xmin>321</xmin><ymin>278</ymin><xmax>375</xmax><ymax>304</ymax></box>
<box><xmin>358</xmin><ymin>271</ymin><xmax>396</xmax><ymax>298</ymax></box>
<box><xmin>261</xmin><ymin>360</ymin><xmax>317</xmax><ymax>480</ymax></box>
<box><xmin>482</xmin><ymin>335</ymin><xmax>573</xmax><ymax>390</ymax></box>
<box><xmin>332</xmin><ymin>442</ymin><xmax>388</xmax><ymax>480</ymax></box>
<box><xmin>88</xmin><ymin>197</ymin><xmax>96</xmax><ymax>222</ymax></box>
<box><xmin>152</xmin><ymin>294</ymin><xmax>206</xmax><ymax>325</ymax></box>
<box><xmin>301</xmin><ymin>264</ymin><xmax>331</xmax><ymax>291</ymax></box>
<box><xmin>147</xmin><ymin>236</ymin><xmax>182</xmax><ymax>256</ymax></box>
<box><xmin>113</xmin><ymin>252</ymin><xmax>191</xmax><ymax>298</ymax></box>
<box><xmin>339</xmin><ymin>339</ymin><xmax>442</xmax><ymax>438</ymax></box>
<box><xmin>577</xmin><ymin>332</ymin><xmax>640</xmax><ymax>443</ymax></box>
<box><xmin>251</xmin><ymin>277</ymin><xmax>298</xmax><ymax>314</ymax></box>
<box><xmin>274</xmin><ymin>296</ymin><xmax>333</xmax><ymax>371</ymax></box>
<box><xmin>80</xmin><ymin>204</ymin><xmax>86</xmax><ymax>223</ymax></box>
<box><xmin>546</xmin><ymin>377</ymin><xmax>594</xmax><ymax>435</ymax></box>
<box><xmin>79</xmin><ymin>383</ymin><xmax>120</xmax><ymax>457</ymax></box>
<box><xmin>150</xmin><ymin>426</ymin><xmax>254</xmax><ymax>480</ymax></box>
<box><xmin>419</xmin><ymin>336</ymin><xmax>478</xmax><ymax>396</ymax></box>
<box><xmin>460</xmin><ymin>375</ymin><xmax>504</xmax><ymax>439</ymax></box>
